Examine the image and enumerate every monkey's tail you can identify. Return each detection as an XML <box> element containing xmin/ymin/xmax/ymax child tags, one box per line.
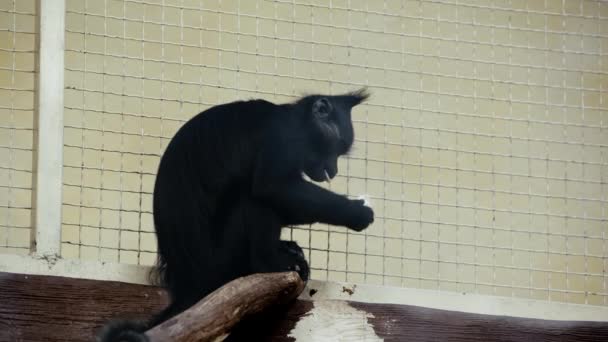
<box><xmin>96</xmin><ymin>319</ymin><xmax>150</xmax><ymax>342</ymax></box>
<box><xmin>97</xmin><ymin>302</ymin><xmax>178</xmax><ymax>342</ymax></box>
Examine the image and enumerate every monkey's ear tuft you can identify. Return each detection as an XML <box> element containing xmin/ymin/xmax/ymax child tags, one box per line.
<box><xmin>345</xmin><ymin>88</ymin><xmax>370</xmax><ymax>107</ymax></box>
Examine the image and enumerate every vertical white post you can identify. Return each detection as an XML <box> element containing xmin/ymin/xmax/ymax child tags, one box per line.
<box><xmin>34</xmin><ymin>0</ymin><xmax>65</xmax><ymax>257</ymax></box>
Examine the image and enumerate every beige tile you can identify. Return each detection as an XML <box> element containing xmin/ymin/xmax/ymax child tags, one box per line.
<box><xmin>347</xmin><ymin>253</ymin><xmax>365</xmax><ymax>273</ymax></box>
<box><xmin>140</xmin><ymin>232</ymin><xmax>157</xmax><ymax>252</ymax></box>
<box><xmin>99</xmin><ymin>247</ymin><xmax>118</xmax><ymax>263</ymax></box>
<box><xmin>328</xmin><ymin>252</ymin><xmax>346</xmax><ymax>272</ymax></box>
<box><xmin>7</xmin><ymin>208</ymin><xmax>30</xmax><ymax>228</ymax></box>
<box><xmin>310</xmin><ymin>250</ymin><xmax>328</xmax><ymax>270</ymax></box>
<box><xmin>292</xmin><ymin>228</ymin><xmax>310</xmax><ymax>249</ymax></box>
<box><xmin>61</xmin><ymin>243</ymin><xmax>79</xmax><ymax>259</ymax></box>
<box><xmin>100</xmin><ymin>229</ymin><xmax>119</xmax><ymax>249</ymax></box>
<box><xmin>80</xmin><ymin>226</ymin><xmax>99</xmax><ymax>246</ymax></box>
<box><xmin>80</xmin><ymin>246</ymin><xmax>99</xmax><ymax>261</ymax></box>
<box><xmin>119</xmin><ymin>250</ymin><xmax>139</xmax><ymax>265</ymax></box>
<box><xmin>42</xmin><ymin>0</ymin><xmax>608</xmax><ymax>306</ymax></box>
<box><xmin>310</xmin><ymin>230</ymin><xmax>328</xmax><ymax>250</ymax></box>
<box><xmin>6</xmin><ymin>227</ymin><xmax>30</xmax><ymax>248</ymax></box>
<box><xmin>139</xmin><ymin>252</ymin><xmax>157</xmax><ymax>266</ymax></box>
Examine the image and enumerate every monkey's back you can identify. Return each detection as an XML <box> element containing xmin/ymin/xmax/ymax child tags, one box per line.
<box><xmin>150</xmin><ymin>99</ymin><xmax>283</xmax><ymax>294</ymax></box>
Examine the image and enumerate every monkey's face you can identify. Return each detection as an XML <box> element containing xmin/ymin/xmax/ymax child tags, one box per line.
<box><xmin>302</xmin><ymin>96</ymin><xmax>357</xmax><ymax>183</ymax></box>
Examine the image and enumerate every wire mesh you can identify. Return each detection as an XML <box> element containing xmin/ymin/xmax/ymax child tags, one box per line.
<box><xmin>60</xmin><ymin>0</ymin><xmax>608</xmax><ymax>306</ymax></box>
<box><xmin>0</xmin><ymin>0</ymin><xmax>37</xmax><ymax>255</ymax></box>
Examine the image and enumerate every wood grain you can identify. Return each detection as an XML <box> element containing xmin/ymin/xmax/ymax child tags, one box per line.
<box><xmin>145</xmin><ymin>272</ymin><xmax>304</xmax><ymax>342</ymax></box>
<box><xmin>2</xmin><ymin>272</ymin><xmax>608</xmax><ymax>342</ymax></box>
<box><xmin>0</xmin><ymin>272</ymin><xmax>167</xmax><ymax>342</ymax></box>
<box><xmin>350</xmin><ymin>301</ymin><xmax>608</xmax><ymax>342</ymax></box>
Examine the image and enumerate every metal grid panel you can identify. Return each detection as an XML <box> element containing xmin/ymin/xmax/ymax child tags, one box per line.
<box><xmin>0</xmin><ymin>0</ymin><xmax>37</xmax><ymax>254</ymax></box>
<box><xmin>61</xmin><ymin>0</ymin><xmax>608</xmax><ymax>306</ymax></box>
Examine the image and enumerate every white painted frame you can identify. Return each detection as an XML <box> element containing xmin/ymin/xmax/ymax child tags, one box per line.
<box><xmin>1</xmin><ymin>0</ymin><xmax>608</xmax><ymax>325</ymax></box>
<box><xmin>33</xmin><ymin>0</ymin><xmax>65</xmax><ymax>258</ymax></box>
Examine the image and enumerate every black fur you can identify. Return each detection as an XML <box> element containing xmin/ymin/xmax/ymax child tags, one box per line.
<box><xmin>96</xmin><ymin>320</ymin><xmax>149</xmax><ymax>342</ymax></box>
<box><xmin>98</xmin><ymin>89</ymin><xmax>374</xmax><ymax>341</ymax></box>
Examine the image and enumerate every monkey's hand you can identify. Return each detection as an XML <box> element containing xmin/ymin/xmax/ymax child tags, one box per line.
<box><xmin>345</xmin><ymin>199</ymin><xmax>374</xmax><ymax>231</ymax></box>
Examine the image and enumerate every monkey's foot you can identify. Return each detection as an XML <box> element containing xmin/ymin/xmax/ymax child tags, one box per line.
<box><xmin>279</xmin><ymin>241</ymin><xmax>310</xmax><ymax>282</ymax></box>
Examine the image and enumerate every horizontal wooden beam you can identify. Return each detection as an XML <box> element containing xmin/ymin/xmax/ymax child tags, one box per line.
<box><xmin>1</xmin><ymin>272</ymin><xmax>607</xmax><ymax>341</ymax></box>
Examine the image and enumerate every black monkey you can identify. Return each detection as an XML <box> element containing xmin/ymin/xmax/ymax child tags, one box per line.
<box><xmin>98</xmin><ymin>89</ymin><xmax>374</xmax><ymax>341</ymax></box>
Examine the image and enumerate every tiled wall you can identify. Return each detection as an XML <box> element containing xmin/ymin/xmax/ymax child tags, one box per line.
<box><xmin>60</xmin><ymin>0</ymin><xmax>608</xmax><ymax>306</ymax></box>
<box><xmin>0</xmin><ymin>0</ymin><xmax>37</xmax><ymax>255</ymax></box>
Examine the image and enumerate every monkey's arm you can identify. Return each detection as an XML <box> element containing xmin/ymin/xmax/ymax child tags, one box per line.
<box><xmin>253</xmin><ymin>166</ymin><xmax>372</xmax><ymax>231</ymax></box>
<box><xmin>252</xmin><ymin>139</ymin><xmax>373</xmax><ymax>231</ymax></box>
<box><xmin>272</xmin><ymin>180</ymin><xmax>372</xmax><ymax>231</ymax></box>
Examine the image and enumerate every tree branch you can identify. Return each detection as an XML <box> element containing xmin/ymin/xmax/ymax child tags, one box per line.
<box><xmin>145</xmin><ymin>272</ymin><xmax>305</xmax><ymax>342</ymax></box>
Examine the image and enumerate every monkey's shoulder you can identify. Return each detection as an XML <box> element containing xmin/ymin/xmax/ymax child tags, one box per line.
<box><xmin>203</xmin><ymin>98</ymin><xmax>278</xmax><ymax>117</ymax></box>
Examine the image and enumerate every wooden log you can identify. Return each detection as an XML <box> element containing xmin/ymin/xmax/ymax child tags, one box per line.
<box><xmin>144</xmin><ymin>272</ymin><xmax>305</xmax><ymax>342</ymax></box>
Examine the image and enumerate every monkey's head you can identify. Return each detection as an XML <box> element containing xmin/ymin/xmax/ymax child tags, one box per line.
<box><xmin>297</xmin><ymin>88</ymin><xmax>370</xmax><ymax>183</ymax></box>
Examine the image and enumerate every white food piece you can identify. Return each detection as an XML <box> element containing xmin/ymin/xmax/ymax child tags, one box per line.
<box><xmin>356</xmin><ymin>194</ymin><xmax>371</xmax><ymax>208</ymax></box>
<box><xmin>323</xmin><ymin>170</ymin><xmax>331</xmax><ymax>183</ymax></box>
<box><xmin>288</xmin><ymin>300</ymin><xmax>381</xmax><ymax>342</ymax></box>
